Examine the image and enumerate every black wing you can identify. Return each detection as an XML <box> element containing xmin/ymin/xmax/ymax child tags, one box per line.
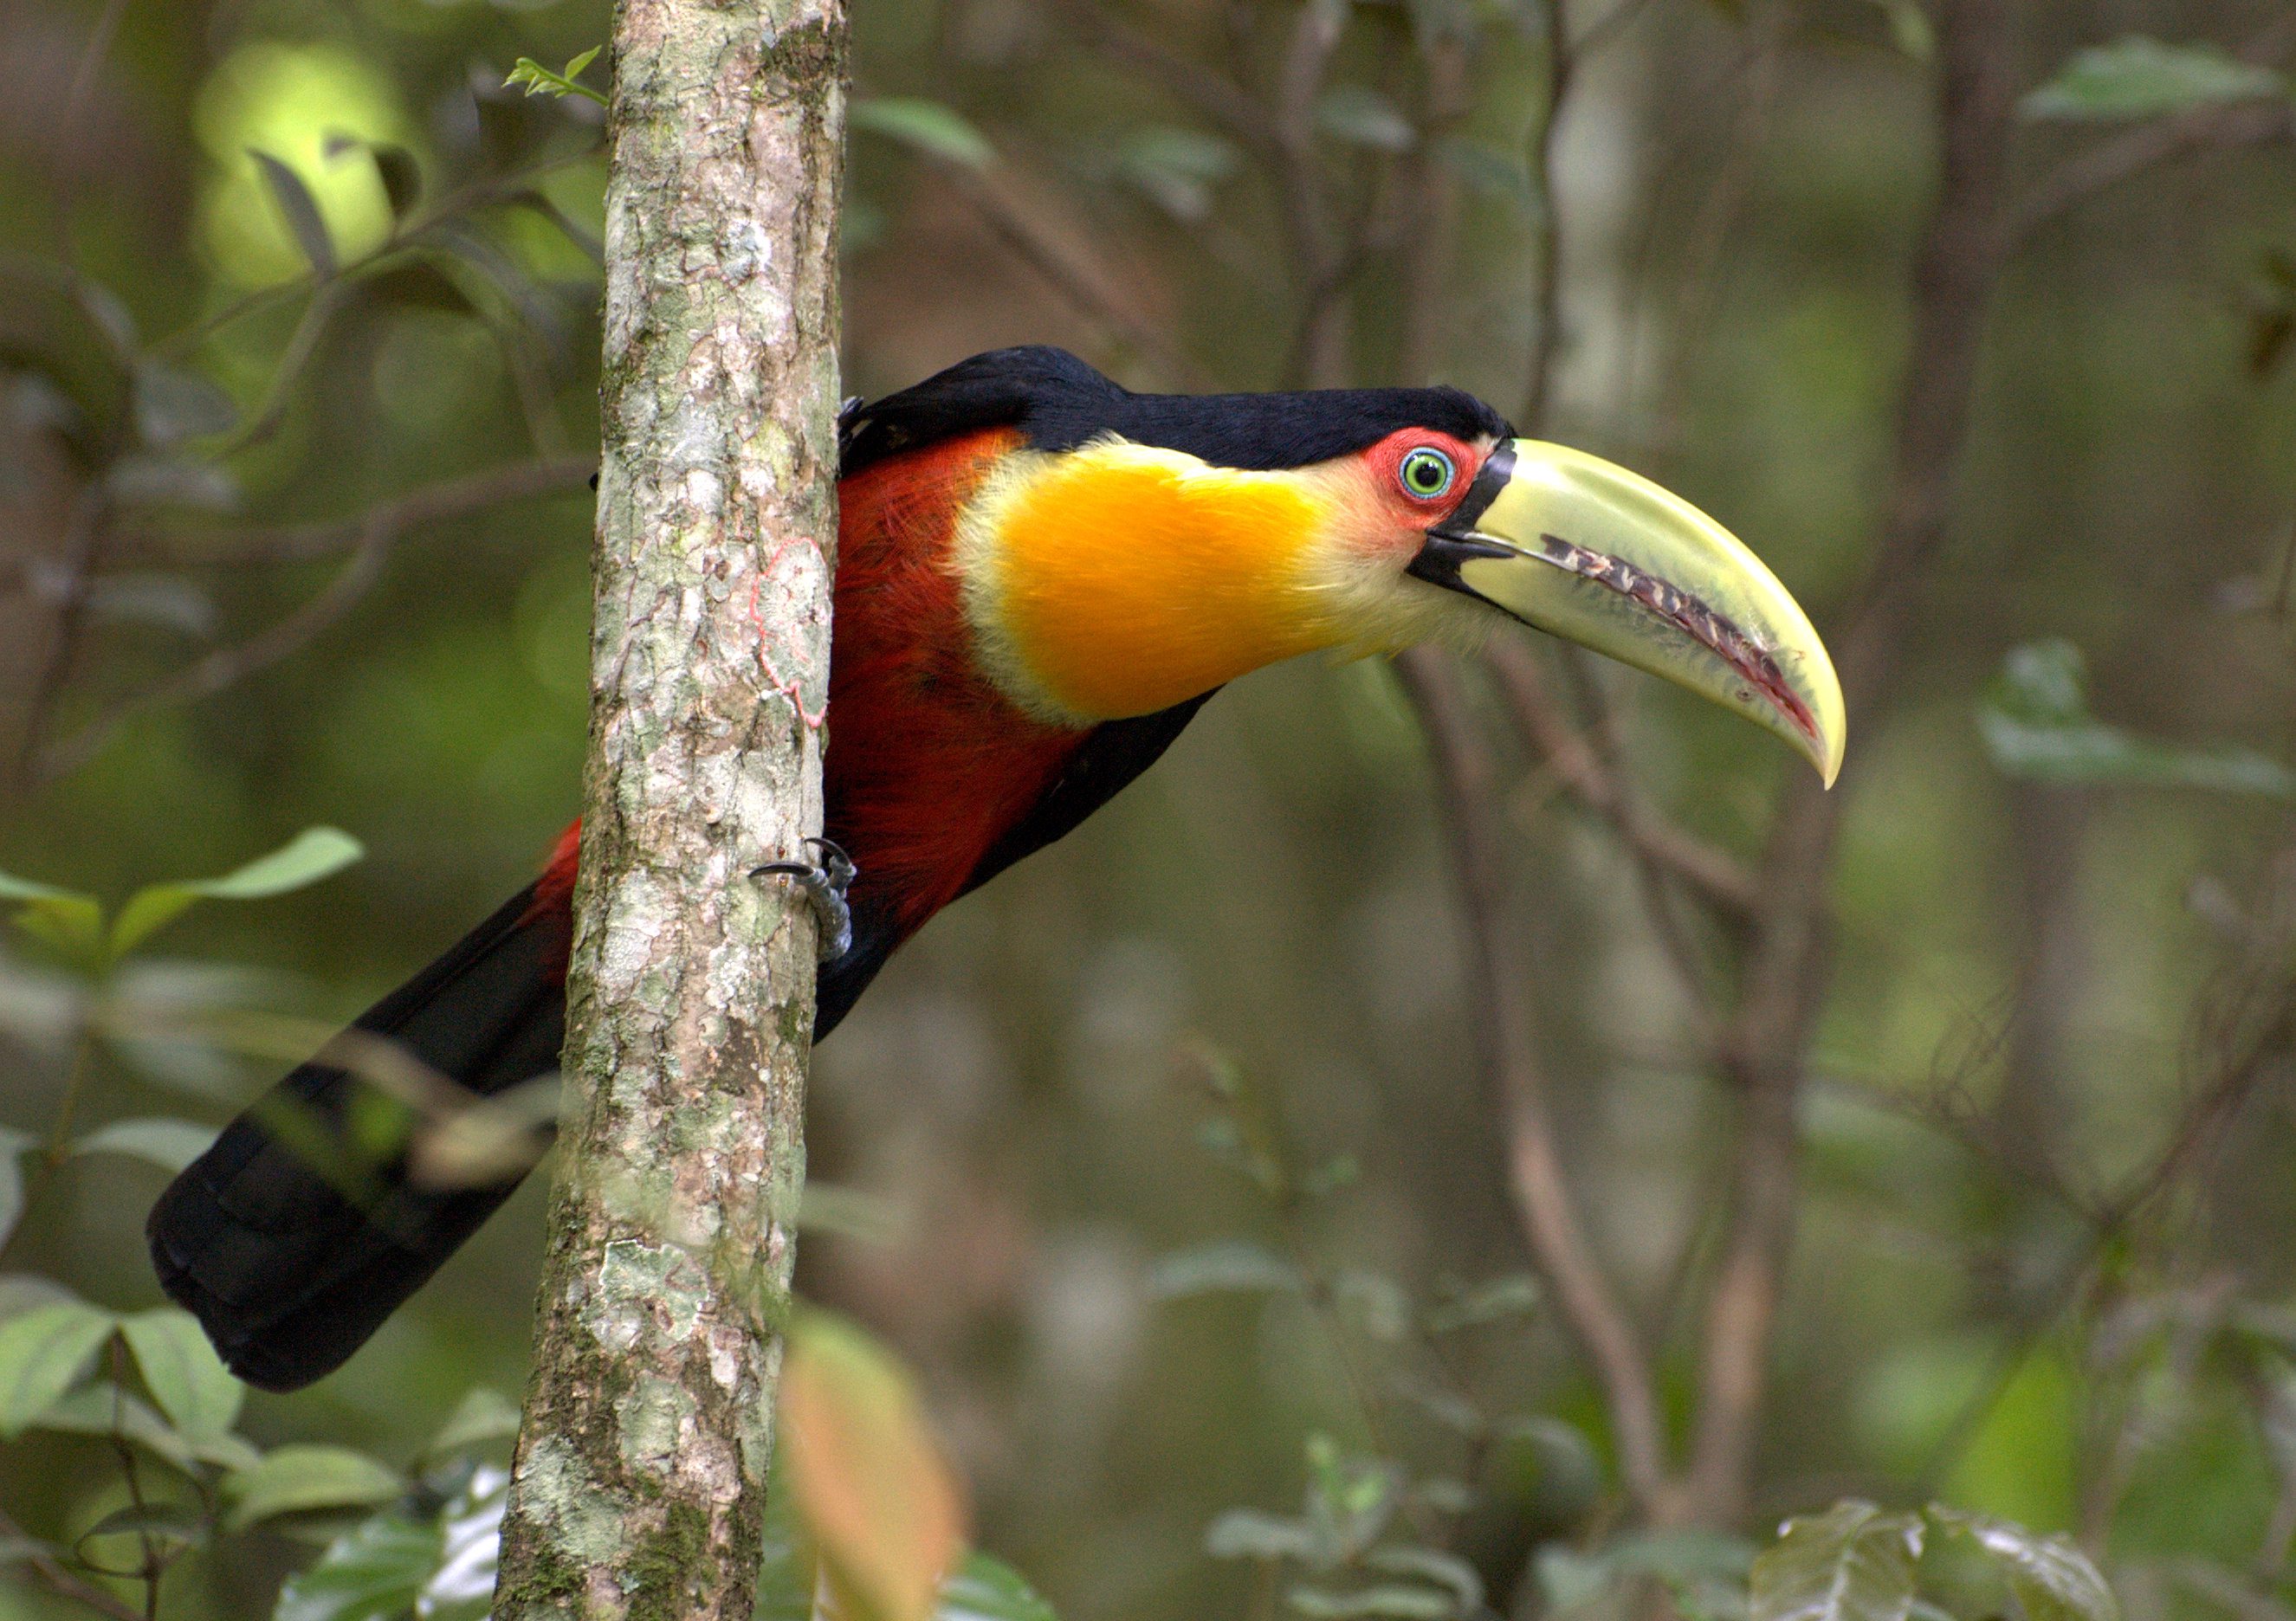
<box><xmin>963</xmin><ymin>692</ymin><xmax>1216</xmax><ymax>897</ymax></box>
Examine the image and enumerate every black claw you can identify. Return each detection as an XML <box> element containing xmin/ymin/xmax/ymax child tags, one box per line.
<box><xmin>752</xmin><ymin>838</ymin><xmax>857</xmax><ymax>961</ymax></box>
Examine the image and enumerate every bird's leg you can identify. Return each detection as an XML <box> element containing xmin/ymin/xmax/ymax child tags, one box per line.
<box><xmin>752</xmin><ymin>837</ymin><xmax>857</xmax><ymax>962</ymax></box>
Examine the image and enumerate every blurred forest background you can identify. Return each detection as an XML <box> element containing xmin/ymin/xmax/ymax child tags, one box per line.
<box><xmin>5</xmin><ymin>0</ymin><xmax>2296</xmax><ymax>1617</ymax></box>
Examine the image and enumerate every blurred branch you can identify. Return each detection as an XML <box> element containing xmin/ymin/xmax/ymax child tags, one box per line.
<box><xmin>11</xmin><ymin>488</ymin><xmax>109</xmax><ymax>793</ymax></box>
<box><xmin>36</xmin><ymin>455</ymin><xmax>592</xmax><ymax>782</ymax></box>
<box><xmin>1055</xmin><ymin>0</ymin><xmax>1282</xmax><ymax>158</ymax></box>
<box><xmin>1274</xmin><ymin>0</ymin><xmax>1350</xmax><ymax>385</ymax></box>
<box><xmin>1519</xmin><ymin>0</ymin><xmax>1575</xmax><ymax>429</ymax></box>
<box><xmin>1648</xmin><ymin>0</ymin><xmax>1791</xmax><ymax>451</ymax></box>
<box><xmin>1396</xmin><ymin>646</ymin><xmax>1672</xmax><ymax>1514</ymax></box>
<box><xmin>941</xmin><ymin>160</ymin><xmax>1213</xmax><ymax>389</ymax></box>
<box><xmin>2006</xmin><ymin>15</ymin><xmax>2296</xmax><ymax>250</ymax></box>
<box><xmin>1398</xmin><ymin>38</ymin><xmax>1471</xmax><ymax>385</ymax></box>
<box><xmin>1485</xmin><ymin>639</ymin><xmax>1762</xmax><ymax>920</ymax></box>
<box><xmin>1675</xmin><ymin>0</ymin><xmax>2021</xmax><ymax>1530</ymax></box>
<box><xmin>107</xmin><ymin>455</ymin><xmax>595</xmax><ymax>568</ymax></box>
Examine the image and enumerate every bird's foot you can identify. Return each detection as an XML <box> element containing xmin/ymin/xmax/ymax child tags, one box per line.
<box><xmin>753</xmin><ymin>837</ymin><xmax>857</xmax><ymax>962</ymax></box>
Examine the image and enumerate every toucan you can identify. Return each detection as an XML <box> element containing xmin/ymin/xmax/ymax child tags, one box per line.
<box><xmin>147</xmin><ymin>346</ymin><xmax>1844</xmax><ymax>1392</ymax></box>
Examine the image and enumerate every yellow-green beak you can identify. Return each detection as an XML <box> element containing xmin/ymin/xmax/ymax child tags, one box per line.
<box><xmin>1410</xmin><ymin>439</ymin><xmax>1846</xmax><ymax>787</ymax></box>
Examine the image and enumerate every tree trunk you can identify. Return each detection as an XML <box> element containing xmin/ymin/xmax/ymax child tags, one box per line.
<box><xmin>490</xmin><ymin>0</ymin><xmax>846</xmax><ymax>1610</ymax></box>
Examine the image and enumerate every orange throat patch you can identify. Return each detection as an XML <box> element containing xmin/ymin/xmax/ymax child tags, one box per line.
<box><xmin>958</xmin><ymin>442</ymin><xmax>1354</xmax><ymax>722</ymax></box>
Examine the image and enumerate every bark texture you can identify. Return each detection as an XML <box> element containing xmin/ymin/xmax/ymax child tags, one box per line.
<box><xmin>490</xmin><ymin>0</ymin><xmax>846</xmax><ymax>1610</ymax></box>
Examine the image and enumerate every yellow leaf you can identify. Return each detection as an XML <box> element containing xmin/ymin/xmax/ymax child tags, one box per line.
<box><xmin>779</xmin><ymin>1310</ymin><xmax>967</xmax><ymax>1621</ymax></box>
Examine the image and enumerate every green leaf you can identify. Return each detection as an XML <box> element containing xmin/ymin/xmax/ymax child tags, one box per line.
<box><xmin>1148</xmin><ymin>1240</ymin><xmax>1305</xmax><ymax>1300</ymax></box>
<box><xmin>33</xmin><ymin>1380</ymin><xmax>198</xmax><ymax>1474</ymax></box>
<box><xmin>850</xmin><ymin>98</ymin><xmax>996</xmax><ymax>170</ymax></box>
<box><xmin>1206</xmin><ymin>1508</ymin><xmax>1321</xmax><ymax>1561</ymax></box>
<box><xmin>1287</xmin><ymin>1585</ymin><xmax>1455</xmax><ymax>1618</ymax></box>
<box><xmin>1749</xmin><ymin>1502</ymin><xmax>1924</xmax><ymax>1621</ymax></box>
<box><xmin>224</xmin><ymin>1446</ymin><xmax>406</xmax><ymax>1530</ymax></box>
<box><xmin>0</xmin><ymin>1301</ymin><xmax>117</xmax><ymax>1437</ymax></box>
<box><xmin>939</xmin><ymin>1553</ymin><xmax>1061</xmax><ymax>1621</ymax></box>
<box><xmin>424</xmin><ymin>1387</ymin><xmax>522</xmax><ymax>1460</ymax></box>
<box><xmin>0</xmin><ymin>867</ymin><xmax>104</xmax><ymax>967</ymax></box>
<box><xmin>249</xmin><ymin>151</ymin><xmax>340</xmax><ymax>278</ymax></box>
<box><xmin>503</xmin><ymin>51</ymin><xmax>610</xmax><ymax>108</ymax></box>
<box><xmin>1316</xmin><ymin>86</ymin><xmax>1415</xmax><ymax>152</ymax></box>
<box><xmin>275</xmin><ymin>1511</ymin><xmax>445</xmax><ymax>1621</ymax></box>
<box><xmin>1110</xmin><ymin>126</ymin><xmax>1241</xmax><ymax>223</ymax></box>
<box><xmin>120</xmin><ymin>1308</ymin><xmax>243</xmax><ymax>1442</ymax></box>
<box><xmin>1927</xmin><ymin>1508</ymin><xmax>2119</xmax><ymax>1621</ymax></box>
<box><xmin>1334</xmin><ymin>1270</ymin><xmax>1409</xmax><ymax>1342</ymax></box>
<box><xmin>76</xmin><ymin>1502</ymin><xmax>205</xmax><ymax>1560</ymax></box>
<box><xmin>1980</xmin><ymin>642</ymin><xmax>2296</xmax><ymax>799</ymax></box>
<box><xmin>2021</xmin><ymin>36</ymin><xmax>2287</xmax><ymax>122</ymax></box>
<box><xmin>111</xmin><ymin>826</ymin><xmax>364</xmax><ymax>956</ymax></box>
<box><xmin>1425</xmin><ymin>1273</ymin><xmax>1541</xmax><ymax>1334</ymax></box>
<box><xmin>1862</xmin><ymin>0</ymin><xmax>1932</xmax><ymax>61</ymax></box>
<box><xmin>1366</xmin><ymin>1546</ymin><xmax>1484</xmax><ymax>1616</ymax></box>
<box><xmin>75</xmin><ymin>1118</ymin><xmax>217</xmax><ymax>1175</ymax></box>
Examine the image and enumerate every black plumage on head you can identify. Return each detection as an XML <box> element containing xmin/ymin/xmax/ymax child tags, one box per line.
<box><xmin>839</xmin><ymin>346</ymin><xmax>1514</xmax><ymax>479</ymax></box>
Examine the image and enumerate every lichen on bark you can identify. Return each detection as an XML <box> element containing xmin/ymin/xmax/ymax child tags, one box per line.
<box><xmin>488</xmin><ymin>0</ymin><xmax>846</xmax><ymax>1605</ymax></box>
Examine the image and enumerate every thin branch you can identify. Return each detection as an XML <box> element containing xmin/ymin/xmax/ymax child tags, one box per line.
<box><xmin>1397</xmin><ymin>36</ymin><xmax>1471</xmax><ymax>386</ymax></box>
<box><xmin>1676</xmin><ymin>0</ymin><xmax>2022</xmax><ymax>1528</ymax></box>
<box><xmin>1484</xmin><ymin>639</ymin><xmax>1762</xmax><ymax>920</ymax></box>
<box><xmin>106</xmin><ymin>455</ymin><xmax>595</xmax><ymax>569</ymax></box>
<box><xmin>11</xmin><ymin>488</ymin><xmax>109</xmax><ymax>792</ymax></box>
<box><xmin>940</xmin><ymin>160</ymin><xmax>1213</xmax><ymax>390</ymax></box>
<box><xmin>1396</xmin><ymin>647</ymin><xmax>1672</xmax><ymax>1513</ymax></box>
<box><xmin>1054</xmin><ymin>0</ymin><xmax>1282</xmax><ymax>158</ymax></box>
<box><xmin>1272</xmin><ymin>0</ymin><xmax>1351</xmax><ymax>386</ymax></box>
<box><xmin>1648</xmin><ymin>0</ymin><xmax>1791</xmax><ymax>453</ymax></box>
<box><xmin>1520</xmin><ymin>0</ymin><xmax>1574</xmax><ymax>430</ymax></box>
<box><xmin>37</xmin><ymin>456</ymin><xmax>592</xmax><ymax>781</ymax></box>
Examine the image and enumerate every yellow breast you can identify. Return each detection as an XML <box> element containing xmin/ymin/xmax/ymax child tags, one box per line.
<box><xmin>958</xmin><ymin>442</ymin><xmax>1349</xmax><ymax>722</ymax></box>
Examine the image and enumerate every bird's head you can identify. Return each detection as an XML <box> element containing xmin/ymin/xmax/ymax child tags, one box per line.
<box><xmin>855</xmin><ymin>349</ymin><xmax>1845</xmax><ymax>785</ymax></box>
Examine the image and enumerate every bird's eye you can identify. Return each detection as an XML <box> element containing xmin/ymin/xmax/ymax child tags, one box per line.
<box><xmin>1399</xmin><ymin>447</ymin><xmax>1457</xmax><ymax>501</ymax></box>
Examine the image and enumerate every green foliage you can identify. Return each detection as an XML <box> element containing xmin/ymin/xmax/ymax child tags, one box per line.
<box><xmin>1926</xmin><ymin>1509</ymin><xmax>2118</xmax><ymax>1621</ymax></box>
<box><xmin>223</xmin><ymin>1446</ymin><xmax>407</xmax><ymax>1529</ymax></box>
<box><xmin>1749</xmin><ymin>1503</ymin><xmax>1924</xmax><ymax>1621</ymax></box>
<box><xmin>2021</xmin><ymin>36</ymin><xmax>2290</xmax><ymax>121</ymax></box>
<box><xmin>0</xmin><ymin>824</ymin><xmax>363</xmax><ymax>974</ymax></box>
<box><xmin>850</xmin><ymin>99</ymin><xmax>998</xmax><ymax>171</ymax></box>
<box><xmin>505</xmin><ymin>48</ymin><xmax>608</xmax><ymax>109</ymax></box>
<box><xmin>249</xmin><ymin>151</ymin><xmax>340</xmax><ymax>279</ymax></box>
<box><xmin>118</xmin><ymin>1308</ymin><xmax>243</xmax><ymax>1443</ymax></box>
<box><xmin>1979</xmin><ymin>642</ymin><xmax>2296</xmax><ymax>798</ymax></box>
<box><xmin>0</xmin><ymin>1302</ymin><xmax>120</xmax><ymax>1439</ymax></box>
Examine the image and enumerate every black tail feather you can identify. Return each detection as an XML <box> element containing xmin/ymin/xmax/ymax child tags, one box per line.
<box><xmin>146</xmin><ymin>883</ymin><xmax>567</xmax><ymax>1392</ymax></box>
